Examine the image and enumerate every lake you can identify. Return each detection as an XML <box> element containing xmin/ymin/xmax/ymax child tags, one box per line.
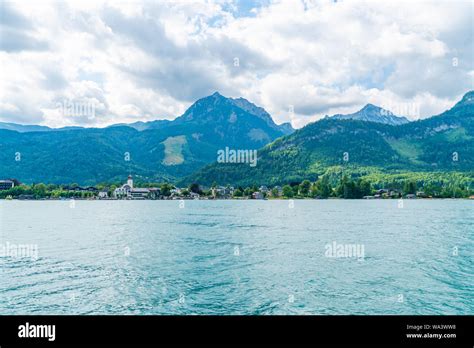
<box><xmin>0</xmin><ymin>200</ymin><xmax>472</xmax><ymax>315</ymax></box>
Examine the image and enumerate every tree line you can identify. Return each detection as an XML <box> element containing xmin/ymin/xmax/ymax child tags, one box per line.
<box><xmin>0</xmin><ymin>175</ymin><xmax>472</xmax><ymax>199</ymax></box>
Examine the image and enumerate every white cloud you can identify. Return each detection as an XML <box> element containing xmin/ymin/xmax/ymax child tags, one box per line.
<box><xmin>0</xmin><ymin>0</ymin><xmax>472</xmax><ymax>128</ymax></box>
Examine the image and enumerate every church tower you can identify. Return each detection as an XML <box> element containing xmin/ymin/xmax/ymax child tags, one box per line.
<box><xmin>127</xmin><ymin>175</ymin><xmax>133</xmax><ymax>189</ymax></box>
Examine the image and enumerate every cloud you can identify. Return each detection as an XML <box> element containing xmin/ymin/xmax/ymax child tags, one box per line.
<box><xmin>0</xmin><ymin>2</ymin><xmax>49</xmax><ymax>52</ymax></box>
<box><xmin>0</xmin><ymin>0</ymin><xmax>472</xmax><ymax>128</ymax></box>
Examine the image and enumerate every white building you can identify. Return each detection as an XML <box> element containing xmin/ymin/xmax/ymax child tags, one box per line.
<box><xmin>114</xmin><ymin>175</ymin><xmax>133</xmax><ymax>199</ymax></box>
<box><xmin>190</xmin><ymin>192</ymin><xmax>200</xmax><ymax>199</ymax></box>
<box><xmin>130</xmin><ymin>188</ymin><xmax>150</xmax><ymax>200</ymax></box>
<box><xmin>113</xmin><ymin>175</ymin><xmax>159</xmax><ymax>200</ymax></box>
<box><xmin>98</xmin><ymin>190</ymin><xmax>109</xmax><ymax>199</ymax></box>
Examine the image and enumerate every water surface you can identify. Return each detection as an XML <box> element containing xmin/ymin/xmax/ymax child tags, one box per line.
<box><xmin>0</xmin><ymin>200</ymin><xmax>472</xmax><ymax>314</ymax></box>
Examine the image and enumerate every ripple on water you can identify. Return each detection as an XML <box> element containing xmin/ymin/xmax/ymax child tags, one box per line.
<box><xmin>1</xmin><ymin>200</ymin><xmax>472</xmax><ymax>314</ymax></box>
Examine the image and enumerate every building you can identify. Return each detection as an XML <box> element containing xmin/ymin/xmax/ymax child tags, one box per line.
<box><xmin>114</xmin><ymin>184</ymin><xmax>132</xmax><ymax>198</ymax></box>
<box><xmin>170</xmin><ymin>188</ymin><xmax>182</xmax><ymax>197</ymax></box>
<box><xmin>211</xmin><ymin>186</ymin><xmax>234</xmax><ymax>198</ymax></box>
<box><xmin>190</xmin><ymin>192</ymin><xmax>200</xmax><ymax>199</ymax></box>
<box><xmin>63</xmin><ymin>185</ymin><xmax>98</xmax><ymax>193</ymax></box>
<box><xmin>113</xmin><ymin>175</ymin><xmax>160</xmax><ymax>200</ymax></box>
<box><xmin>98</xmin><ymin>190</ymin><xmax>109</xmax><ymax>199</ymax></box>
<box><xmin>0</xmin><ymin>179</ymin><xmax>15</xmax><ymax>190</ymax></box>
<box><xmin>389</xmin><ymin>190</ymin><xmax>401</xmax><ymax>198</ymax></box>
<box><xmin>212</xmin><ymin>186</ymin><xmax>225</xmax><ymax>198</ymax></box>
<box><xmin>375</xmin><ymin>189</ymin><xmax>390</xmax><ymax>198</ymax></box>
<box><xmin>114</xmin><ymin>175</ymin><xmax>133</xmax><ymax>199</ymax></box>
<box><xmin>130</xmin><ymin>188</ymin><xmax>150</xmax><ymax>200</ymax></box>
<box><xmin>148</xmin><ymin>188</ymin><xmax>161</xmax><ymax>199</ymax></box>
<box><xmin>127</xmin><ymin>175</ymin><xmax>133</xmax><ymax>188</ymax></box>
<box><xmin>252</xmin><ymin>191</ymin><xmax>265</xmax><ymax>200</ymax></box>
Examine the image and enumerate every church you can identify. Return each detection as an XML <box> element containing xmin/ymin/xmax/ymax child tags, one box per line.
<box><xmin>113</xmin><ymin>175</ymin><xmax>159</xmax><ymax>200</ymax></box>
<box><xmin>113</xmin><ymin>175</ymin><xmax>134</xmax><ymax>198</ymax></box>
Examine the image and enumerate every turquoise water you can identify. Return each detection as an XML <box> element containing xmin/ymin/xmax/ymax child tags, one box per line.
<box><xmin>0</xmin><ymin>200</ymin><xmax>472</xmax><ymax>315</ymax></box>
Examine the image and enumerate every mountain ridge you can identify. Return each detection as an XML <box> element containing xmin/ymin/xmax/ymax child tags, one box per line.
<box><xmin>1</xmin><ymin>91</ymin><xmax>473</xmax><ymax>186</ymax></box>
<box><xmin>181</xmin><ymin>91</ymin><xmax>474</xmax><ymax>186</ymax></box>
<box><xmin>2</xmin><ymin>91</ymin><xmax>472</xmax><ymax>133</ymax></box>
<box><xmin>329</xmin><ymin>103</ymin><xmax>409</xmax><ymax>125</ymax></box>
<box><xmin>0</xmin><ymin>93</ymin><xmax>293</xmax><ymax>184</ymax></box>
<box><xmin>0</xmin><ymin>92</ymin><xmax>294</xmax><ymax>134</ymax></box>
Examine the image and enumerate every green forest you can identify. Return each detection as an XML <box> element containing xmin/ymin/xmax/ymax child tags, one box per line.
<box><xmin>1</xmin><ymin>170</ymin><xmax>472</xmax><ymax>200</ymax></box>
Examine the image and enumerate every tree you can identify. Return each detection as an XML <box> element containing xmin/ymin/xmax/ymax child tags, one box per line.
<box><xmin>313</xmin><ymin>176</ymin><xmax>332</xmax><ymax>198</ymax></box>
<box><xmin>357</xmin><ymin>179</ymin><xmax>371</xmax><ymax>197</ymax></box>
<box><xmin>299</xmin><ymin>180</ymin><xmax>311</xmax><ymax>197</ymax></box>
<box><xmin>403</xmin><ymin>181</ymin><xmax>417</xmax><ymax>194</ymax></box>
<box><xmin>160</xmin><ymin>183</ymin><xmax>173</xmax><ymax>196</ymax></box>
<box><xmin>189</xmin><ymin>183</ymin><xmax>202</xmax><ymax>194</ymax></box>
<box><xmin>335</xmin><ymin>175</ymin><xmax>370</xmax><ymax>199</ymax></box>
<box><xmin>343</xmin><ymin>180</ymin><xmax>356</xmax><ymax>199</ymax></box>
<box><xmin>233</xmin><ymin>188</ymin><xmax>243</xmax><ymax>197</ymax></box>
<box><xmin>282</xmin><ymin>185</ymin><xmax>294</xmax><ymax>198</ymax></box>
<box><xmin>244</xmin><ymin>187</ymin><xmax>253</xmax><ymax>197</ymax></box>
<box><xmin>335</xmin><ymin>175</ymin><xmax>349</xmax><ymax>198</ymax></box>
<box><xmin>33</xmin><ymin>183</ymin><xmax>47</xmax><ymax>198</ymax></box>
<box><xmin>292</xmin><ymin>185</ymin><xmax>299</xmax><ymax>197</ymax></box>
<box><xmin>109</xmin><ymin>184</ymin><xmax>117</xmax><ymax>196</ymax></box>
<box><xmin>271</xmin><ymin>187</ymin><xmax>280</xmax><ymax>198</ymax></box>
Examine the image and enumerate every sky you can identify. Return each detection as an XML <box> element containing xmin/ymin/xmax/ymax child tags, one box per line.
<box><xmin>0</xmin><ymin>0</ymin><xmax>473</xmax><ymax>129</ymax></box>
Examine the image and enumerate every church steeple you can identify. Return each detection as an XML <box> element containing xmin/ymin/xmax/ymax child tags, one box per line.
<box><xmin>127</xmin><ymin>174</ymin><xmax>133</xmax><ymax>189</ymax></box>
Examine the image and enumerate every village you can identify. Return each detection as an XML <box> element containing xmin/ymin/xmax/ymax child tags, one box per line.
<box><xmin>1</xmin><ymin>175</ymin><xmax>469</xmax><ymax>201</ymax></box>
<box><xmin>0</xmin><ymin>176</ymin><xmax>272</xmax><ymax>200</ymax></box>
<box><xmin>90</xmin><ymin>175</ymin><xmax>272</xmax><ymax>200</ymax></box>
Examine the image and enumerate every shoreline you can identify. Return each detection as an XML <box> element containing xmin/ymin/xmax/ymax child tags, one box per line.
<box><xmin>1</xmin><ymin>197</ymin><xmax>472</xmax><ymax>201</ymax></box>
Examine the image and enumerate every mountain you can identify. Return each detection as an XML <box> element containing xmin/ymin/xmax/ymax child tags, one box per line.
<box><xmin>227</xmin><ymin>96</ymin><xmax>294</xmax><ymax>135</ymax></box>
<box><xmin>277</xmin><ymin>122</ymin><xmax>295</xmax><ymax>135</ymax></box>
<box><xmin>1</xmin><ymin>93</ymin><xmax>293</xmax><ymax>135</ymax></box>
<box><xmin>182</xmin><ymin>91</ymin><xmax>474</xmax><ymax>187</ymax></box>
<box><xmin>107</xmin><ymin>119</ymin><xmax>172</xmax><ymax>131</ymax></box>
<box><xmin>447</xmin><ymin>90</ymin><xmax>474</xmax><ymax>111</ymax></box>
<box><xmin>168</xmin><ymin>92</ymin><xmax>293</xmax><ymax>137</ymax></box>
<box><xmin>0</xmin><ymin>93</ymin><xmax>292</xmax><ymax>185</ymax></box>
<box><xmin>3</xmin><ymin>91</ymin><xmax>472</xmax><ymax>187</ymax></box>
<box><xmin>329</xmin><ymin>104</ymin><xmax>409</xmax><ymax>125</ymax></box>
<box><xmin>0</xmin><ymin>122</ymin><xmax>53</xmax><ymax>132</ymax></box>
<box><xmin>0</xmin><ymin>122</ymin><xmax>89</xmax><ymax>132</ymax></box>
